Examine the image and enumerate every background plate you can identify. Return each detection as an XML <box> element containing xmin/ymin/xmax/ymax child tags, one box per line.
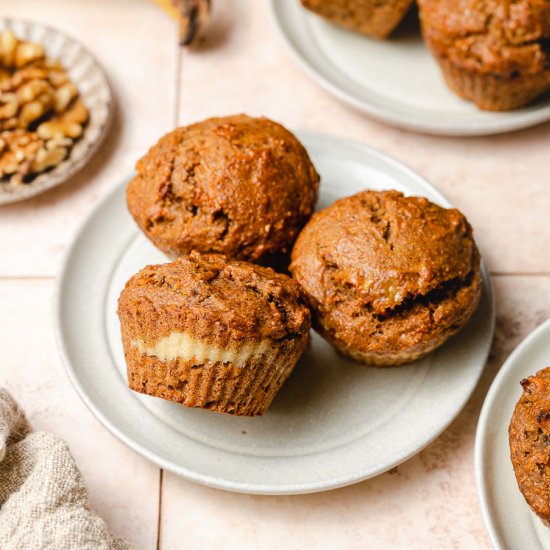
<box><xmin>56</xmin><ymin>132</ymin><xmax>494</xmax><ymax>494</ymax></box>
<box><xmin>476</xmin><ymin>318</ymin><xmax>550</xmax><ymax>549</ymax></box>
<box><xmin>0</xmin><ymin>18</ymin><xmax>112</xmax><ymax>204</ymax></box>
<box><xmin>269</xmin><ymin>0</ymin><xmax>550</xmax><ymax>136</ymax></box>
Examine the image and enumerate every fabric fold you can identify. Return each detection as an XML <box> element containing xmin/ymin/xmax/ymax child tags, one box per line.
<box><xmin>0</xmin><ymin>388</ymin><xmax>132</xmax><ymax>550</ymax></box>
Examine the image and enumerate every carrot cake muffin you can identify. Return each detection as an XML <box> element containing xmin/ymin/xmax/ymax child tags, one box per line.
<box><xmin>118</xmin><ymin>251</ymin><xmax>311</xmax><ymax>416</ymax></box>
<box><xmin>418</xmin><ymin>0</ymin><xmax>550</xmax><ymax>110</ymax></box>
<box><xmin>509</xmin><ymin>367</ymin><xmax>550</xmax><ymax>525</ymax></box>
<box><xmin>290</xmin><ymin>190</ymin><xmax>482</xmax><ymax>366</ymax></box>
<box><xmin>127</xmin><ymin>115</ymin><xmax>319</xmax><ymax>263</ymax></box>
<box><xmin>301</xmin><ymin>0</ymin><xmax>414</xmax><ymax>39</ymax></box>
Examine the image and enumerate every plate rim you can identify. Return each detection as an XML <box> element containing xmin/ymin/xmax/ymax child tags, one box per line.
<box><xmin>475</xmin><ymin>317</ymin><xmax>550</xmax><ymax>549</ymax></box>
<box><xmin>0</xmin><ymin>17</ymin><xmax>114</xmax><ymax>205</ymax></box>
<box><xmin>55</xmin><ymin>131</ymin><xmax>495</xmax><ymax>494</ymax></box>
<box><xmin>267</xmin><ymin>0</ymin><xmax>550</xmax><ymax>137</ymax></box>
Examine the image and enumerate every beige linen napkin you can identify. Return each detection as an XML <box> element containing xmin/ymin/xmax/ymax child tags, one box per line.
<box><xmin>0</xmin><ymin>389</ymin><xmax>132</xmax><ymax>550</ymax></box>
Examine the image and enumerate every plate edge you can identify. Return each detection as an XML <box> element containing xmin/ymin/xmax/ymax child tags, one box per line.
<box><xmin>474</xmin><ymin>317</ymin><xmax>550</xmax><ymax>550</ymax></box>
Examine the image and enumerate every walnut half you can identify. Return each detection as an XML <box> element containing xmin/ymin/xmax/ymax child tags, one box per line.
<box><xmin>0</xmin><ymin>29</ymin><xmax>89</xmax><ymax>185</ymax></box>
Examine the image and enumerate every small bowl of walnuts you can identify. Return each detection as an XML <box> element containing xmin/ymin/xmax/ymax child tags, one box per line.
<box><xmin>0</xmin><ymin>19</ymin><xmax>112</xmax><ymax>204</ymax></box>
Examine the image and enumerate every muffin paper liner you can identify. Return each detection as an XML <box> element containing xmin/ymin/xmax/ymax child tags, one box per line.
<box><xmin>124</xmin><ymin>331</ymin><xmax>308</xmax><ymax>416</ymax></box>
<box><xmin>318</xmin><ymin>319</ymin><xmax>457</xmax><ymax>367</ymax></box>
<box><xmin>330</xmin><ymin>335</ymin><xmax>448</xmax><ymax>367</ymax></box>
<box><xmin>427</xmin><ymin>45</ymin><xmax>550</xmax><ymax>111</ymax></box>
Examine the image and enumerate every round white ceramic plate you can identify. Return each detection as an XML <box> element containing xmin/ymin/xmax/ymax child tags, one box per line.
<box><xmin>269</xmin><ymin>0</ymin><xmax>550</xmax><ymax>136</ymax></box>
<box><xmin>0</xmin><ymin>19</ymin><xmax>112</xmax><ymax>204</ymax></box>
<box><xmin>56</xmin><ymin>132</ymin><xmax>494</xmax><ymax>495</ymax></box>
<box><xmin>476</xmin><ymin>319</ymin><xmax>550</xmax><ymax>549</ymax></box>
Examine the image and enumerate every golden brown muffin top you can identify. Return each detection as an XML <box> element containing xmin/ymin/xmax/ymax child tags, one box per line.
<box><xmin>419</xmin><ymin>0</ymin><xmax>550</xmax><ymax>74</ymax></box>
<box><xmin>509</xmin><ymin>367</ymin><xmax>550</xmax><ymax>523</ymax></box>
<box><xmin>290</xmin><ymin>190</ymin><xmax>477</xmax><ymax>317</ymax></box>
<box><xmin>119</xmin><ymin>251</ymin><xmax>311</xmax><ymax>341</ymax></box>
<box><xmin>127</xmin><ymin>114</ymin><xmax>319</xmax><ymax>262</ymax></box>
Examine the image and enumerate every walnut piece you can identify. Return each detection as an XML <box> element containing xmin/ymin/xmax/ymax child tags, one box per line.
<box><xmin>0</xmin><ymin>29</ymin><xmax>89</xmax><ymax>185</ymax></box>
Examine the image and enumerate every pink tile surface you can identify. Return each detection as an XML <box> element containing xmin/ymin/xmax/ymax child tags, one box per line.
<box><xmin>0</xmin><ymin>0</ymin><xmax>176</xmax><ymax>277</ymax></box>
<box><xmin>0</xmin><ymin>280</ymin><xmax>159</xmax><ymax>549</ymax></box>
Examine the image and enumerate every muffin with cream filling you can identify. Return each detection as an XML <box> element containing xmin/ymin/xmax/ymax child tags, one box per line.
<box><xmin>118</xmin><ymin>251</ymin><xmax>311</xmax><ymax>416</ymax></box>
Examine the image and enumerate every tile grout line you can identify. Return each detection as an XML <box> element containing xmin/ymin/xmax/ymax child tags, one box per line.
<box><xmin>156</xmin><ymin>35</ymin><xmax>180</xmax><ymax>550</ymax></box>
<box><xmin>156</xmin><ymin>469</ymin><xmax>164</xmax><ymax>550</ymax></box>
<box><xmin>173</xmin><ymin>42</ymin><xmax>183</xmax><ymax>128</ymax></box>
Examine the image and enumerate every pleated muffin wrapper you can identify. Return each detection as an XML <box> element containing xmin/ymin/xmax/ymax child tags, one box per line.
<box><xmin>315</xmin><ymin>293</ymin><xmax>477</xmax><ymax>367</ymax></box>
<box><xmin>330</xmin><ymin>331</ymin><xmax>451</xmax><ymax>367</ymax></box>
<box><xmin>124</xmin><ymin>324</ymin><xmax>309</xmax><ymax>416</ymax></box>
<box><xmin>338</xmin><ymin>334</ymin><xmax>449</xmax><ymax>367</ymax></box>
<box><xmin>431</xmin><ymin>50</ymin><xmax>550</xmax><ymax>111</ymax></box>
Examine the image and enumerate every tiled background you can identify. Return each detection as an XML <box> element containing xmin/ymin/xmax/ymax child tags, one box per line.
<box><xmin>3</xmin><ymin>1</ymin><xmax>550</xmax><ymax>548</ymax></box>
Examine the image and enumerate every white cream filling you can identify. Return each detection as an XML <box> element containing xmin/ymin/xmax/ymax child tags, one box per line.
<box><xmin>131</xmin><ymin>331</ymin><xmax>270</xmax><ymax>368</ymax></box>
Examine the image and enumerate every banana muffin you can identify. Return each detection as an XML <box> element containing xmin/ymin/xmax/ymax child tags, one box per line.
<box><xmin>290</xmin><ymin>190</ymin><xmax>482</xmax><ymax>366</ymax></box>
<box><xmin>127</xmin><ymin>115</ymin><xmax>319</xmax><ymax>263</ymax></box>
<box><xmin>418</xmin><ymin>0</ymin><xmax>550</xmax><ymax>110</ymax></box>
<box><xmin>509</xmin><ymin>367</ymin><xmax>550</xmax><ymax>525</ymax></box>
<box><xmin>301</xmin><ymin>0</ymin><xmax>414</xmax><ymax>39</ymax></box>
<box><xmin>118</xmin><ymin>251</ymin><xmax>311</xmax><ymax>416</ymax></box>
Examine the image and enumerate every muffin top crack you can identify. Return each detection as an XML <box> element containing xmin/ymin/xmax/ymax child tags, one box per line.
<box><xmin>290</xmin><ymin>189</ymin><xmax>482</xmax><ymax>365</ymax></box>
<box><xmin>119</xmin><ymin>251</ymin><xmax>311</xmax><ymax>342</ymax></box>
<box><xmin>292</xmin><ymin>190</ymin><xmax>476</xmax><ymax>316</ymax></box>
<box><xmin>127</xmin><ymin>114</ymin><xmax>319</xmax><ymax>263</ymax></box>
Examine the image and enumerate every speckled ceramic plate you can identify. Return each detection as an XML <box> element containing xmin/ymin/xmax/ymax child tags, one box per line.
<box><xmin>476</xmin><ymin>319</ymin><xmax>550</xmax><ymax>549</ymax></box>
<box><xmin>56</xmin><ymin>133</ymin><xmax>494</xmax><ymax>495</ymax></box>
<box><xmin>0</xmin><ymin>19</ymin><xmax>112</xmax><ymax>204</ymax></box>
<box><xmin>269</xmin><ymin>0</ymin><xmax>550</xmax><ymax>136</ymax></box>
